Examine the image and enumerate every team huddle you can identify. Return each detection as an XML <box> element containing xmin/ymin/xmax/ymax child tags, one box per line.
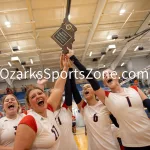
<box><xmin>0</xmin><ymin>48</ymin><xmax>150</xmax><ymax>150</ymax></box>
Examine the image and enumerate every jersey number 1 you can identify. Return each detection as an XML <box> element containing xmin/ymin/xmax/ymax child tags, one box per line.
<box><xmin>57</xmin><ymin>117</ymin><xmax>62</xmax><ymax>125</ymax></box>
<box><xmin>126</xmin><ymin>97</ymin><xmax>132</xmax><ymax>107</ymax></box>
<box><xmin>51</xmin><ymin>125</ymin><xmax>59</xmax><ymax>141</ymax></box>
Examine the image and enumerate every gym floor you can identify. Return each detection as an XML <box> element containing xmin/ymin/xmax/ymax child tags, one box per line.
<box><xmin>74</xmin><ymin>127</ymin><xmax>88</xmax><ymax>150</ymax></box>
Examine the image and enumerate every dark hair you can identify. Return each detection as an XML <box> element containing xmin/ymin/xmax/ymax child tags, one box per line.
<box><xmin>25</xmin><ymin>86</ymin><xmax>44</xmax><ymax>105</ymax></box>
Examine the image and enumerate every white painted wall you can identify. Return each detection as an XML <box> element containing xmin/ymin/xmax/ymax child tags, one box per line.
<box><xmin>127</xmin><ymin>57</ymin><xmax>150</xmax><ymax>71</ymax></box>
<box><xmin>0</xmin><ymin>79</ymin><xmax>37</xmax><ymax>91</ymax></box>
<box><xmin>13</xmin><ymin>79</ymin><xmax>37</xmax><ymax>87</ymax></box>
<box><xmin>115</xmin><ymin>66</ymin><xmax>127</xmax><ymax>73</ymax></box>
<box><xmin>0</xmin><ymin>82</ymin><xmax>8</xmax><ymax>91</ymax></box>
<box><xmin>126</xmin><ymin>57</ymin><xmax>150</xmax><ymax>83</ymax></box>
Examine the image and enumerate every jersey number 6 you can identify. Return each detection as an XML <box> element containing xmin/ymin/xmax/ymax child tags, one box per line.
<box><xmin>93</xmin><ymin>113</ymin><xmax>98</xmax><ymax>122</ymax></box>
<box><xmin>51</xmin><ymin>125</ymin><xmax>59</xmax><ymax>141</ymax></box>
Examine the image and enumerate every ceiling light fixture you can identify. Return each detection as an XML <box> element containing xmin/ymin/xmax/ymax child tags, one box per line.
<box><xmin>6</xmin><ymin>24</ymin><xmax>11</xmax><ymax>28</ymax></box>
<box><xmin>112</xmin><ymin>35</ymin><xmax>118</xmax><ymax>40</ymax></box>
<box><xmin>120</xmin><ymin>9</ymin><xmax>126</xmax><ymax>15</ymax></box>
<box><xmin>30</xmin><ymin>58</ymin><xmax>33</xmax><ymax>64</ymax></box>
<box><xmin>68</xmin><ymin>14</ymin><xmax>71</xmax><ymax>20</ymax></box>
<box><xmin>121</xmin><ymin>62</ymin><xmax>125</xmax><ymax>66</ymax></box>
<box><xmin>22</xmin><ymin>65</ymin><xmax>25</xmax><ymax>71</ymax></box>
<box><xmin>12</xmin><ymin>46</ymin><xmax>20</xmax><ymax>51</ymax></box>
<box><xmin>17</xmin><ymin>46</ymin><xmax>20</xmax><ymax>50</ymax></box>
<box><xmin>107</xmin><ymin>35</ymin><xmax>112</xmax><ymax>40</ymax></box>
<box><xmin>134</xmin><ymin>46</ymin><xmax>139</xmax><ymax>51</ymax></box>
<box><xmin>89</xmin><ymin>51</ymin><xmax>92</xmax><ymax>57</ymax></box>
<box><xmin>5</xmin><ymin>21</ymin><xmax>11</xmax><ymax>28</ymax></box>
<box><xmin>8</xmin><ymin>62</ymin><xmax>12</xmax><ymax>67</ymax></box>
<box><xmin>108</xmin><ymin>44</ymin><xmax>116</xmax><ymax>50</ymax></box>
<box><xmin>11</xmin><ymin>56</ymin><xmax>21</xmax><ymax>64</ymax></box>
<box><xmin>112</xmin><ymin>49</ymin><xmax>116</xmax><ymax>54</ymax></box>
<box><xmin>11</xmin><ymin>56</ymin><xmax>20</xmax><ymax>61</ymax></box>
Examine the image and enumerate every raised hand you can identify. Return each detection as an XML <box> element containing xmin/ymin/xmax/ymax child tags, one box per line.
<box><xmin>66</xmin><ymin>47</ymin><xmax>74</xmax><ymax>58</ymax></box>
<box><xmin>68</xmin><ymin>59</ymin><xmax>73</xmax><ymax>68</ymax></box>
<box><xmin>37</xmin><ymin>78</ymin><xmax>48</xmax><ymax>85</ymax></box>
<box><xmin>62</xmin><ymin>54</ymin><xmax>69</xmax><ymax>69</ymax></box>
<box><xmin>60</xmin><ymin>54</ymin><xmax>71</xmax><ymax>69</ymax></box>
<box><xmin>60</xmin><ymin>54</ymin><xmax>63</xmax><ymax>70</ymax></box>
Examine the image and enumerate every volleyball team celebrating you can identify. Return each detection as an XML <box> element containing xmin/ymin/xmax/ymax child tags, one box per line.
<box><xmin>0</xmin><ymin>48</ymin><xmax>150</xmax><ymax>150</ymax></box>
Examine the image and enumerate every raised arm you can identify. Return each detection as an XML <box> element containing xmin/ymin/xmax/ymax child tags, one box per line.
<box><xmin>47</xmin><ymin>55</ymin><xmax>69</xmax><ymax>111</ymax></box>
<box><xmin>13</xmin><ymin>125</ymin><xmax>36</xmax><ymax>150</ymax></box>
<box><xmin>66</xmin><ymin>48</ymin><xmax>106</xmax><ymax>103</ymax></box>
<box><xmin>60</xmin><ymin>56</ymin><xmax>73</xmax><ymax>110</ymax></box>
<box><xmin>37</xmin><ymin>78</ymin><xmax>48</xmax><ymax>91</ymax></box>
<box><xmin>14</xmin><ymin>116</ymin><xmax>37</xmax><ymax>150</ymax></box>
<box><xmin>69</xmin><ymin>68</ymin><xmax>84</xmax><ymax>110</ymax></box>
<box><xmin>64</xmin><ymin>68</ymin><xmax>73</xmax><ymax>110</ymax></box>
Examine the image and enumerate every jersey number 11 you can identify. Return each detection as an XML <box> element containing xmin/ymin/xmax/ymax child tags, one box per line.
<box><xmin>51</xmin><ymin>125</ymin><xmax>59</xmax><ymax>141</ymax></box>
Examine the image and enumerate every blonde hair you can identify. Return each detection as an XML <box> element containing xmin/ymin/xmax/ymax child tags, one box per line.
<box><xmin>1</xmin><ymin>94</ymin><xmax>20</xmax><ymax>112</ymax></box>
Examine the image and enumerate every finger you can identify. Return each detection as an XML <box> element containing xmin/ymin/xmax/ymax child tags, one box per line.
<box><xmin>66</xmin><ymin>56</ymin><xmax>69</xmax><ymax>61</ymax></box>
<box><xmin>62</xmin><ymin>54</ymin><xmax>65</xmax><ymax>62</ymax></box>
<box><xmin>66</xmin><ymin>55</ymin><xmax>69</xmax><ymax>61</ymax></box>
<box><xmin>65</xmin><ymin>54</ymin><xmax>69</xmax><ymax>59</ymax></box>
<box><xmin>65</xmin><ymin>56</ymin><xmax>68</xmax><ymax>64</ymax></box>
<box><xmin>60</xmin><ymin>55</ymin><xmax>63</xmax><ymax>66</ymax></box>
<box><xmin>60</xmin><ymin>54</ymin><xmax>63</xmax><ymax>61</ymax></box>
<box><xmin>64</xmin><ymin>54</ymin><xmax>66</xmax><ymax>60</ymax></box>
<box><xmin>66</xmin><ymin>58</ymin><xmax>69</xmax><ymax>66</ymax></box>
<box><xmin>67</xmin><ymin>47</ymin><xmax>71</xmax><ymax>51</ymax></box>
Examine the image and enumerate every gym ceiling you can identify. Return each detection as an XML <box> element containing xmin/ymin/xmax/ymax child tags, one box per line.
<box><xmin>0</xmin><ymin>0</ymin><xmax>150</xmax><ymax>83</ymax></box>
